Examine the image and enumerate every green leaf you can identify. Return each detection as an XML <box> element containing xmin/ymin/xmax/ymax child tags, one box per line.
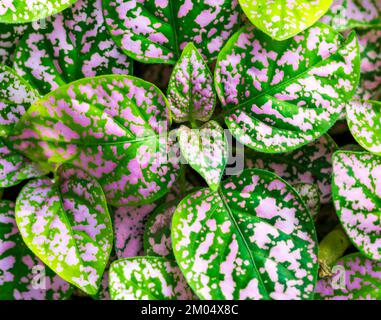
<box><xmin>293</xmin><ymin>183</ymin><xmax>321</xmax><ymax>218</ymax></box>
<box><xmin>10</xmin><ymin>75</ymin><xmax>180</xmax><ymax>206</ymax></box>
<box><xmin>347</xmin><ymin>100</ymin><xmax>381</xmax><ymax>155</ymax></box>
<box><xmin>168</xmin><ymin>43</ymin><xmax>216</xmax><ymax>123</ymax></box>
<box><xmin>315</xmin><ymin>253</ymin><xmax>381</xmax><ymax>300</ymax></box>
<box><xmin>178</xmin><ymin>121</ymin><xmax>228</xmax><ymax>191</ymax></box>
<box><xmin>0</xmin><ymin>24</ymin><xmax>26</xmax><ymax>66</ymax></box>
<box><xmin>0</xmin><ymin>201</ymin><xmax>73</xmax><ymax>300</ymax></box>
<box><xmin>144</xmin><ymin>200</ymin><xmax>177</xmax><ymax>260</ymax></box>
<box><xmin>215</xmin><ymin>23</ymin><xmax>360</xmax><ymax>153</ymax></box>
<box><xmin>245</xmin><ymin>135</ymin><xmax>338</xmax><ymax>204</ymax></box>
<box><xmin>321</xmin><ymin>0</ymin><xmax>381</xmax><ymax>31</ymax></box>
<box><xmin>102</xmin><ymin>0</ymin><xmax>241</xmax><ymax>64</ymax></box>
<box><xmin>239</xmin><ymin>0</ymin><xmax>333</xmax><ymax>41</ymax></box>
<box><xmin>109</xmin><ymin>257</ymin><xmax>194</xmax><ymax>300</ymax></box>
<box><xmin>355</xmin><ymin>28</ymin><xmax>381</xmax><ymax>101</ymax></box>
<box><xmin>15</xmin><ymin>164</ymin><xmax>113</xmax><ymax>295</ymax></box>
<box><xmin>172</xmin><ymin>168</ymin><xmax>318</xmax><ymax>300</ymax></box>
<box><xmin>14</xmin><ymin>0</ymin><xmax>133</xmax><ymax>95</ymax></box>
<box><xmin>0</xmin><ymin>64</ymin><xmax>39</xmax><ymax>137</ymax></box>
<box><xmin>332</xmin><ymin>151</ymin><xmax>381</xmax><ymax>261</ymax></box>
<box><xmin>0</xmin><ymin>0</ymin><xmax>79</xmax><ymax>23</ymax></box>
<box><xmin>0</xmin><ymin>138</ymin><xmax>47</xmax><ymax>188</ymax></box>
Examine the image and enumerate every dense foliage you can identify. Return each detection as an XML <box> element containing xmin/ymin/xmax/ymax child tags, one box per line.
<box><xmin>0</xmin><ymin>0</ymin><xmax>380</xmax><ymax>300</ymax></box>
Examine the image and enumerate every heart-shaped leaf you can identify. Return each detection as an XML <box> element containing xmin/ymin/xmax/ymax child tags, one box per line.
<box><xmin>347</xmin><ymin>101</ymin><xmax>381</xmax><ymax>155</ymax></box>
<box><xmin>14</xmin><ymin>0</ymin><xmax>133</xmax><ymax>95</ymax></box>
<box><xmin>0</xmin><ymin>139</ymin><xmax>47</xmax><ymax>188</ymax></box>
<box><xmin>293</xmin><ymin>183</ymin><xmax>321</xmax><ymax>218</ymax></box>
<box><xmin>167</xmin><ymin>42</ymin><xmax>216</xmax><ymax>123</ymax></box>
<box><xmin>178</xmin><ymin>121</ymin><xmax>228</xmax><ymax>191</ymax></box>
<box><xmin>245</xmin><ymin>135</ymin><xmax>338</xmax><ymax>204</ymax></box>
<box><xmin>315</xmin><ymin>253</ymin><xmax>381</xmax><ymax>300</ymax></box>
<box><xmin>102</xmin><ymin>0</ymin><xmax>241</xmax><ymax>64</ymax></box>
<box><xmin>172</xmin><ymin>168</ymin><xmax>318</xmax><ymax>300</ymax></box>
<box><xmin>355</xmin><ymin>28</ymin><xmax>381</xmax><ymax>101</ymax></box>
<box><xmin>144</xmin><ymin>200</ymin><xmax>177</xmax><ymax>260</ymax></box>
<box><xmin>114</xmin><ymin>204</ymin><xmax>156</xmax><ymax>258</ymax></box>
<box><xmin>215</xmin><ymin>23</ymin><xmax>360</xmax><ymax>153</ymax></box>
<box><xmin>15</xmin><ymin>164</ymin><xmax>113</xmax><ymax>295</ymax></box>
<box><xmin>332</xmin><ymin>151</ymin><xmax>381</xmax><ymax>261</ymax></box>
<box><xmin>239</xmin><ymin>0</ymin><xmax>333</xmax><ymax>41</ymax></box>
<box><xmin>109</xmin><ymin>257</ymin><xmax>194</xmax><ymax>300</ymax></box>
<box><xmin>0</xmin><ymin>65</ymin><xmax>39</xmax><ymax>137</ymax></box>
<box><xmin>321</xmin><ymin>0</ymin><xmax>381</xmax><ymax>31</ymax></box>
<box><xmin>10</xmin><ymin>75</ymin><xmax>180</xmax><ymax>206</ymax></box>
<box><xmin>0</xmin><ymin>24</ymin><xmax>27</xmax><ymax>66</ymax></box>
<box><xmin>0</xmin><ymin>0</ymin><xmax>79</xmax><ymax>23</ymax></box>
<box><xmin>0</xmin><ymin>201</ymin><xmax>73</xmax><ymax>300</ymax></box>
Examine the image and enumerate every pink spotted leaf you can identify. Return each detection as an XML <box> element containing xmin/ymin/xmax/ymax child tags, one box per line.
<box><xmin>315</xmin><ymin>253</ymin><xmax>381</xmax><ymax>300</ymax></box>
<box><xmin>15</xmin><ymin>164</ymin><xmax>113</xmax><ymax>295</ymax></box>
<box><xmin>321</xmin><ymin>0</ymin><xmax>381</xmax><ymax>31</ymax></box>
<box><xmin>10</xmin><ymin>75</ymin><xmax>180</xmax><ymax>206</ymax></box>
<box><xmin>215</xmin><ymin>23</ymin><xmax>360</xmax><ymax>153</ymax></box>
<box><xmin>177</xmin><ymin>121</ymin><xmax>228</xmax><ymax>191</ymax></box>
<box><xmin>113</xmin><ymin>204</ymin><xmax>157</xmax><ymax>259</ymax></box>
<box><xmin>167</xmin><ymin>43</ymin><xmax>216</xmax><ymax>123</ymax></box>
<box><xmin>14</xmin><ymin>0</ymin><xmax>133</xmax><ymax>95</ymax></box>
<box><xmin>347</xmin><ymin>101</ymin><xmax>381</xmax><ymax>155</ymax></box>
<box><xmin>102</xmin><ymin>0</ymin><xmax>241</xmax><ymax>64</ymax></box>
<box><xmin>0</xmin><ymin>65</ymin><xmax>39</xmax><ymax>137</ymax></box>
<box><xmin>0</xmin><ymin>201</ymin><xmax>73</xmax><ymax>300</ymax></box>
<box><xmin>144</xmin><ymin>200</ymin><xmax>177</xmax><ymax>260</ymax></box>
<box><xmin>172</xmin><ymin>168</ymin><xmax>318</xmax><ymax>300</ymax></box>
<box><xmin>0</xmin><ymin>139</ymin><xmax>48</xmax><ymax>188</ymax></box>
<box><xmin>332</xmin><ymin>151</ymin><xmax>381</xmax><ymax>261</ymax></box>
<box><xmin>245</xmin><ymin>134</ymin><xmax>338</xmax><ymax>204</ymax></box>
<box><xmin>109</xmin><ymin>257</ymin><xmax>194</xmax><ymax>300</ymax></box>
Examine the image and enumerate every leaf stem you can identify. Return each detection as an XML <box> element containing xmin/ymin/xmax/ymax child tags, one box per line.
<box><xmin>318</xmin><ymin>224</ymin><xmax>351</xmax><ymax>278</ymax></box>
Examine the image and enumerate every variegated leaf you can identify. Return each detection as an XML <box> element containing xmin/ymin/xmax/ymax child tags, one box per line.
<box><xmin>178</xmin><ymin>121</ymin><xmax>228</xmax><ymax>191</ymax></box>
<box><xmin>15</xmin><ymin>164</ymin><xmax>113</xmax><ymax>295</ymax></box>
<box><xmin>14</xmin><ymin>0</ymin><xmax>132</xmax><ymax>95</ymax></box>
<box><xmin>172</xmin><ymin>169</ymin><xmax>318</xmax><ymax>300</ymax></box>
<box><xmin>0</xmin><ymin>201</ymin><xmax>73</xmax><ymax>300</ymax></box>
<box><xmin>102</xmin><ymin>0</ymin><xmax>241</xmax><ymax>64</ymax></box>
<box><xmin>0</xmin><ymin>24</ymin><xmax>27</xmax><ymax>66</ymax></box>
<box><xmin>215</xmin><ymin>23</ymin><xmax>360</xmax><ymax>153</ymax></box>
<box><xmin>245</xmin><ymin>135</ymin><xmax>338</xmax><ymax>204</ymax></box>
<box><xmin>0</xmin><ymin>65</ymin><xmax>38</xmax><ymax>137</ymax></box>
<box><xmin>114</xmin><ymin>204</ymin><xmax>156</xmax><ymax>258</ymax></box>
<box><xmin>168</xmin><ymin>43</ymin><xmax>215</xmax><ymax>123</ymax></box>
<box><xmin>321</xmin><ymin>0</ymin><xmax>381</xmax><ymax>31</ymax></box>
<box><xmin>0</xmin><ymin>0</ymin><xmax>79</xmax><ymax>23</ymax></box>
<box><xmin>0</xmin><ymin>139</ymin><xmax>47</xmax><ymax>188</ymax></box>
<box><xmin>109</xmin><ymin>257</ymin><xmax>194</xmax><ymax>300</ymax></box>
<box><xmin>355</xmin><ymin>28</ymin><xmax>381</xmax><ymax>101</ymax></box>
<box><xmin>332</xmin><ymin>151</ymin><xmax>381</xmax><ymax>261</ymax></box>
<box><xmin>293</xmin><ymin>183</ymin><xmax>320</xmax><ymax>218</ymax></box>
<box><xmin>347</xmin><ymin>100</ymin><xmax>381</xmax><ymax>155</ymax></box>
<box><xmin>10</xmin><ymin>75</ymin><xmax>180</xmax><ymax>206</ymax></box>
<box><xmin>144</xmin><ymin>200</ymin><xmax>177</xmax><ymax>259</ymax></box>
<box><xmin>315</xmin><ymin>253</ymin><xmax>381</xmax><ymax>300</ymax></box>
<box><xmin>239</xmin><ymin>0</ymin><xmax>333</xmax><ymax>41</ymax></box>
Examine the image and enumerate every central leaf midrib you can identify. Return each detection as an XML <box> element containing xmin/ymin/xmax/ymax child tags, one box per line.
<box><xmin>168</xmin><ymin>0</ymin><xmax>180</xmax><ymax>59</ymax></box>
<box><xmin>218</xmin><ymin>39</ymin><xmax>350</xmax><ymax>120</ymax></box>
<box><xmin>218</xmin><ymin>190</ymin><xmax>270</xmax><ymax>299</ymax></box>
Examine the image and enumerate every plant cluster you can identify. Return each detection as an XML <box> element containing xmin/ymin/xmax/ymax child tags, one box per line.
<box><xmin>0</xmin><ymin>0</ymin><xmax>380</xmax><ymax>300</ymax></box>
